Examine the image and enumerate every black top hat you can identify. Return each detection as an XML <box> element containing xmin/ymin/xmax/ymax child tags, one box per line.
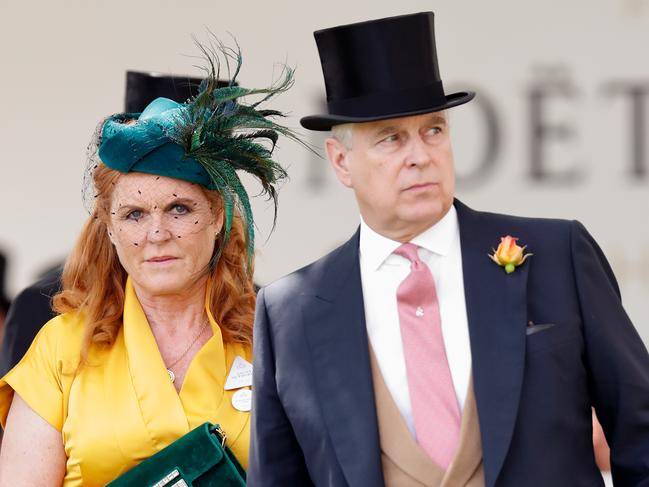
<box><xmin>300</xmin><ymin>12</ymin><xmax>475</xmax><ymax>131</ymax></box>
<box><xmin>124</xmin><ymin>72</ymin><xmax>235</xmax><ymax>113</ymax></box>
<box><xmin>125</xmin><ymin>71</ymin><xmax>201</xmax><ymax>113</ymax></box>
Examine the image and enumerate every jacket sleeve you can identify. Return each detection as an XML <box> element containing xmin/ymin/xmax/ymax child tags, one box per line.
<box><xmin>247</xmin><ymin>287</ymin><xmax>314</xmax><ymax>486</ymax></box>
<box><xmin>0</xmin><ymin>281</ymin><xmax>58</xmax><ymax>376</ymax></box>
<box><xmin>570</xmin><ymin>220</ymin><xmax>649</xmax><ymax>484</ymax></box>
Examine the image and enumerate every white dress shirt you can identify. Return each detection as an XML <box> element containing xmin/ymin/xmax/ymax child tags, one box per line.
<box><xmin>359</xmin><ymin>206</ymin><xmax>472</xmax><ymax>437</ymax></box>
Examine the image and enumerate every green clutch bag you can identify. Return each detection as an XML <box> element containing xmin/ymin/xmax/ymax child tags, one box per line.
<box><xmin>107</xmin><ymin>422</ymin><xmax>246</xmax><ymax>487</ymax></box>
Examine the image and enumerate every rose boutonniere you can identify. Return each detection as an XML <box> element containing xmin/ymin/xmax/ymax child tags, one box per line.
<box><xmin>489</xmin><ymin>236</ymin><xmax>532</xmax><ymax>274</ymax></box>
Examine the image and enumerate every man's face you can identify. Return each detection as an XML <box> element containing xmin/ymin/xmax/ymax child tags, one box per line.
<box><xmin>326</xmin><ymin>112</ymin><xmax>455</xmax><ymax>241</ymax></box>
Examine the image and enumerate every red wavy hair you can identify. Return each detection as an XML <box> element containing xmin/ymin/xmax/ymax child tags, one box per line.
<box><xmin>53</xmin><ymin>164</ymin><xmax>255</xmax><ymax>360</ymax></box>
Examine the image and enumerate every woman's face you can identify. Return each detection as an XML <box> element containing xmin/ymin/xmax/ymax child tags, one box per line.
<box><xmin>107</xmin><ymin>172</ymin><xmax>223</xmax><ymax>297</ymax></box>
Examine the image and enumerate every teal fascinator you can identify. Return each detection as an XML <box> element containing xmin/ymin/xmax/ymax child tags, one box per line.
<box><xmin>93</xmin><ymin>42</ymin><xmax>303</xmax><ymax>265</ymax></box>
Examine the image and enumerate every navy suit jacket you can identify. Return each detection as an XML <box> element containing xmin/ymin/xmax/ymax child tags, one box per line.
<box><xmin>249</xmin><ymin>201</ymin><xmax>649</xmax><ymax>487</ymax></box>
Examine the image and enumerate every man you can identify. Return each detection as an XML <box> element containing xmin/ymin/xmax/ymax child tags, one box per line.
<box><xmin>0</xmin><ymin>253</ymin><xmax>11</xmax><ymax>345</ymax></box>
<box><xmin>0</xmin><ymin>264</ymin><xmax>60</xmax><ymax>378</ymax></box>
<box><xmin>249</xmin><ymin>12</ymin><xmax>649</xmax><ymax>487</ymax></box>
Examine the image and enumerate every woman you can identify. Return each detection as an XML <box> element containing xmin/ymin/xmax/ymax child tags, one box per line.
<box><xmin>0</xmin><ymin>44</ymin><xmax>299</xmax><ymax>486</ymax></box>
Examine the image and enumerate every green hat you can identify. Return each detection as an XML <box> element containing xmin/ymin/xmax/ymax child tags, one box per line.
<box><xmin>95</xmin><ymin>43</ymin><xmax>303</xmax><ymax>265</ymax></box>
<box><xmin>99</xmin><ymin>98</ymin><xmax>214</xmax><ymax>188</ymax></box>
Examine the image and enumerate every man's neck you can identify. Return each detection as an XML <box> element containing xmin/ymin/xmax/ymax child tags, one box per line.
<box><xmin>362</xmin><ymin>208</ymin><xmax>452</xmax><ymax>243</ymax></box>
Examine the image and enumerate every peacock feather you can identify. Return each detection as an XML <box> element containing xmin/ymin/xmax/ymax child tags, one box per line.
<box><xmin>167</xmin><ymin>39</ymin><xmax>306</xmax><ymax>269</ymax></box>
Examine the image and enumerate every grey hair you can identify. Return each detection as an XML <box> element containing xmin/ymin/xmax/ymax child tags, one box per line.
<box><xmin>331</xmin><ymin>123</ymin><xmax>354</xmax><ymax>150</ymax></box>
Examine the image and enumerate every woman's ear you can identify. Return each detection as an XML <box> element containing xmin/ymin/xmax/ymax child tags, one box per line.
<box><xmin>215</xmin><ymin>210</ymin><xmax>225</xmax><ymax>237</ymax></box>
<box><xmin>105</xmin><ymin>220</ymin><xmax>116</xmax><ymax>246</ymax></box>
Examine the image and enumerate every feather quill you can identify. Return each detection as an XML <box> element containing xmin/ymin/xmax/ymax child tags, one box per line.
<box><xmin>167</xmin><ymin>39</ymin><xmax>306</xmax><ymax>269</ymax></box>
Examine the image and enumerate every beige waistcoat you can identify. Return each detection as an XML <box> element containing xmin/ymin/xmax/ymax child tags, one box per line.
<box><xmin>369</xmin><ymin>350</ymin><xmax>485</xmax><ymax>487</ymax></box>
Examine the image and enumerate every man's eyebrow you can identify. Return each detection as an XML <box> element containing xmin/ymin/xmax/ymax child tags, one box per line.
<box><xmin>373</xmin><ymin>125</ymin><xmax>400</xmax><ymax>138</ymax></box>
<box><xmin>427</xmin><ymin>114</ymin><xmax>447</xmax><ymax>125</ymax></box>
<box><xmin>372</xmin><ymin>115</ymin><xmax>447</xmax><ymax>138</ymax></box>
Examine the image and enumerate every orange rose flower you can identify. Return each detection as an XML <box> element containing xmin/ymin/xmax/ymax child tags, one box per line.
<box><xmin>489</xmin><ymin>236</ymin><xmax>532</xmax><ymax>274</ymax></box>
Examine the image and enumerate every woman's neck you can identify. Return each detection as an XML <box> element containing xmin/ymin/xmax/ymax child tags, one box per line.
<box><xmin>132</xmin><ymin>276</ymin><xmax>209</xmax><ymax>334</ymax></box>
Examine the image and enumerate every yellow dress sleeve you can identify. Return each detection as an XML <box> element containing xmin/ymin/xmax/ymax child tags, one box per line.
<box><xmin>0</xmin><ymin>314</ymin><xmax>82</xmax><ymax>431</ymax></box>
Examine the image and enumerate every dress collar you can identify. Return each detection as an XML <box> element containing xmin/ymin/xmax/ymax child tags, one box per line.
<box><xmin>122</xmin><ymin>277</ymin><xmax>249</xmax><ymax>443</ymax></box>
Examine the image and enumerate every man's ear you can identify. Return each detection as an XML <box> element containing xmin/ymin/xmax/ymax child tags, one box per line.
<box><xmin>325</xmin><ymin>137</ymin><xmax>353</xmax><ymax>188</ymax></box>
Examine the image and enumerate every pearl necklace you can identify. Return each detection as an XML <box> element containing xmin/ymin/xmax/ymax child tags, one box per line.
<box><xmin>165</xmin><ymin>319</ymin><xmax>209</xmax><ymax>383</ymax></box>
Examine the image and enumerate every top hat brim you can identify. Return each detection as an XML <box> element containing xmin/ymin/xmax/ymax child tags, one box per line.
<box><xmin>300</xmin><ymin>91</ymin><xmax>475</xmax><ymax>131</ymax></box>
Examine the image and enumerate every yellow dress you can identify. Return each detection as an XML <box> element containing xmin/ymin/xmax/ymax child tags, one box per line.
<box><xmin>0</xmin><ymin>278</ymin><xmax>251</xmax><ymax>486</ymax></box>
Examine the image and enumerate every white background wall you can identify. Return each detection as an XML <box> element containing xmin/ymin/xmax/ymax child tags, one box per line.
<box><xmin>1</xmin><ymin>0</ymin><xmax>648</xmax><ymax>341</ymax></box>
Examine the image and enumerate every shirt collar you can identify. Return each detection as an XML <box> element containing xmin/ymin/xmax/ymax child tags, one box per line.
<box><xmin>359</xmin><ymin>205</ymin><xmax>459</xmax><ymax>271</ymax></box>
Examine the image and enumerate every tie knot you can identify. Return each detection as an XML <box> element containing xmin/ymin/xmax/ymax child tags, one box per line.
<box><xmin>394</xmin><ymin>242</ymin><xmax>421</xmax><ymax>263</ymax></box>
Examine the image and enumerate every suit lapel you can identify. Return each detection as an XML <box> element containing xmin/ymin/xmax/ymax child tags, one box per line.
<box><xmin>302</xmin><ymin>229</ymin><xmax>384</xmax><ymax>487</ymax></box>
<box><xmin>455</xmin><ymin>200</ymin><xmax>529</xmax><ymax>487</ymax></box>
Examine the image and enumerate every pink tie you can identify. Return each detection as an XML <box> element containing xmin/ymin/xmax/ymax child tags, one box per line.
<box><xmin>395</xmin><ymin>242</ymin><xmax>461</xmax><ymax>468</ymax></box>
